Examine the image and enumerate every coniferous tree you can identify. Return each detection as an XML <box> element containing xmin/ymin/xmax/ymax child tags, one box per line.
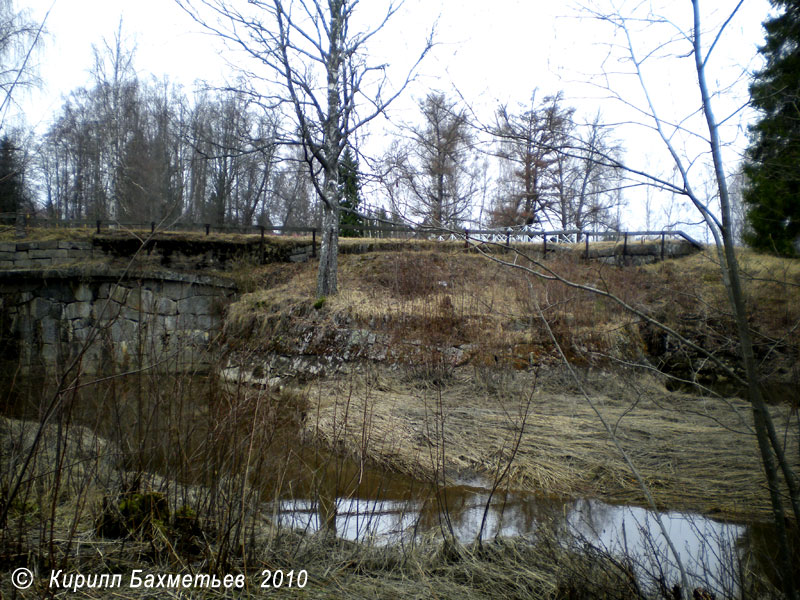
<box><xmin>338</xmin><ymin>147</ymin><xmax>364</xmax><ymax>237</ymax></box>
<box><xmin>743</xmin><ymin>0</ymin><xmax>800</xmax><ymax>256</ymax></box>
<box><xmin>0</xmin><ymin>134</ymin><xmax>25</xmax><ymax>222</ymax></box>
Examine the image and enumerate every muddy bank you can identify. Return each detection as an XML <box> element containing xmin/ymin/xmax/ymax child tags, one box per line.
<box><xmin>297</xmin><ymin>365</ymin><xmax>797</xmax><ymax>523</ymax></box>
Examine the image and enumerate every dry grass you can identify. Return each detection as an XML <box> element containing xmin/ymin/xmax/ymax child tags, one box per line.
<box><xmin>227</xmin><ymin>245</ymin><xmax>798</xmax><ymax>373</ymax></box>
<box><xmin>301</xmin><ymin>367</ymin><xmax>796</xmax><ymax>522</ymax></box>
<box><xmin>1</xmin><ymin>372</ymin><xmax>689</xmax><ymax>600</ymax></box>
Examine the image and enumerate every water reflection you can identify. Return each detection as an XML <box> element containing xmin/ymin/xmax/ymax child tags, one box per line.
<box><xmin>275</xmin><ymin>486</ymin><xmax>746</xmax><ymax>591</ymax></box>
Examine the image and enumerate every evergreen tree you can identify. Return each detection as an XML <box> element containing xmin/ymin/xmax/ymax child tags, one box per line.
<box><xmin>0</xmin><ymin>134</ymin><xmax>25</xmax><ymax>223</ymax></box>
<box><xmin>338</xmin><ymin>146</ymin><xmax>365</xmax><ymax>237</ymax></box>
<box><xmin>743</xmin><ymin>0</ymin><xmax>800</xmax><ymax>256</ymax></box>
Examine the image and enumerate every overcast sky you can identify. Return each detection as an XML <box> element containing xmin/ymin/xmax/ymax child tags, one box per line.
<box><xmin>21</xmin><ymin>0</ymin><xmax>773</xmax><ymax>230</ymax></box>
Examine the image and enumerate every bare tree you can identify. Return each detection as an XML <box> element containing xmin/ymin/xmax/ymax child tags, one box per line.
<box><xmin>175</xmin><ymin>0</ymin><xmax>432</xmax><ymax>296</ymax></box>
<box><xmin>384</xmin><ymin>92</ymin><xmax>479</xmax><ymax>229</ymax></box>
<box><xmin>566</xmin><ymin>113</ymin><xmax>624</xmax><ymax>238</ymax></box>
<box><xmin>0</xmin><ymin>0</ymin><xmax>48</xmax><ymax>127</ymax></box>
<box><xmin>489</xmin><ymin>94</ymin><xmax>622</xmax><ymax>237</ymax></box>
<box><xmin>490</xmin><ymin>92</ymin><xmax>574</xmax><ymax>228</ymax></box>
<box><xmin>576</xmin><ymin>2</ymin><xmax>800</xmax><ymax>596</ymax></box>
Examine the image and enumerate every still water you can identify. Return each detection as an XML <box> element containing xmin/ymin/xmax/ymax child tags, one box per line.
<box><xmin>1</xmin><ymin>373</ymin><xmax>763</xmax><ymax>594</ymax></box>
<box><xmin>273</xmin><ymin>472</ymin><xmax>746</xmax><ymax>592</ymax></box>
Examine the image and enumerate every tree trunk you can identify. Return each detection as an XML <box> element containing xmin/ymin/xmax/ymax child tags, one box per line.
<box><xmin>316</xmin><ymin>165</ymin><xmax>340</xmax><ymax>297</ymax></box>
<box><xmin>692</xmin><ymin>2</ymin><xmax>799</xmax><ymax>596</ymax></box>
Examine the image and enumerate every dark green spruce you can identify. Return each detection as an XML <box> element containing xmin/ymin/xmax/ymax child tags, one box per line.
<box><xmin>338</xmin><ymin>146</ymin><xmax>365</xmax><ymax>237</ymax></box>
<box><xmin>0</xmin><ymin>135</ymin><xmax>26</xmax><ymax>223</ymax></box>
<box><xmin>744</xmin><ymin>0</ymin><xmax>800</xmax><ymax>256</ymax></box>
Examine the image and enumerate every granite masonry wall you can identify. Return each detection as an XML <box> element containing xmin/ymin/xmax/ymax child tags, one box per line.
<box><xmin>0</xmin><ymin>268</ymin><xmax>236</xmax><ymax>374</ymax></box>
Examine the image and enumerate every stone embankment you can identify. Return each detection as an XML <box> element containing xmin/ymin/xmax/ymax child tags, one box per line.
<box><xmin>0</xmin><ymin>268</ymin><xmax>235</xmax><ymax>374</ymax></box>
<box><xmin>0</xmin><ymin>238</ymin><xmax>237</xmax><ymax>374</ymax></box>
<box><xmin>0</xmin><ymin>234</ymin><xmax>701</xmax><ymax>375</ymax></box>
<box><xmin>0</xmin><ymin>237</ymin><xmax>313</xmax><ymax>270</ymax></box>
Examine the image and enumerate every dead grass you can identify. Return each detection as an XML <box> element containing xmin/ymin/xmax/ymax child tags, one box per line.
<box><xmin>224</xmin><ymin>245</ymin><xmax>798</xmax><ymax>402</ymax></box>
<box><xmin>302</xmin><ymin>367</ymin><xmax>796</xmax><ymax>522</ymax></box>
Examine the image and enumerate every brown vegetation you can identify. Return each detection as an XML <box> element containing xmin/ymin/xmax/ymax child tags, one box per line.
<box><xmin>222</xmin><ymin>246</ymin><xmax>799</xmax><ymax>523</ymax></box>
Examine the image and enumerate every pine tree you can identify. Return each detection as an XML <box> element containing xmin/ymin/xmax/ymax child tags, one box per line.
<box><xmin>338</xmin><ymin>147</ymin><xmax>365</xmax><ymax>237</ymax></box>
<box><xmin>743</xmin><ymin>0</ymin><xmax>800</xmax><ymax>256</ymax></box>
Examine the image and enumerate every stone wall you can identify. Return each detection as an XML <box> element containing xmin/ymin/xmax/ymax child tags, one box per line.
<box><xmin>0</xmin><ymin>237</ymin><xmax>311</xmax><ymax>270</ymax></box>
<box><xmin>0</xmin><ymin>240</ymin><xmax>95</xmax><ymax>269</ymax></box>
<box><xmin>0</xmin><ymin>269</ymin><xmax>236</xmax><ymax>374</ymax></box>
<box><xmin>591</xmin><ymin>239</ymin><xmax>699</xmax><ymax>266</ymax></box>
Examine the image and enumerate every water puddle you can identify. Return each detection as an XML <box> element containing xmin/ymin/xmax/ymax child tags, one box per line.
<box><xmin>1</xmin><ymin>374</ymin><xmax>767</xmax><ymax>593</ymax></box>
<box><xmin>274</xmin><ymin>485</ymin><xmax>745</xmax><ymax>590</ymax></box>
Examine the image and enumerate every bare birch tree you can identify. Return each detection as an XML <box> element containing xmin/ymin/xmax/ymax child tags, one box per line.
<box><xmin>0</xmin><ymin>0</ymin><xmax>48</xmax><ymax>127</ymax></box>
<box><xmin>175</xmin><ymin>0</ymin><xmax>432</xmax><ymax>296</ymax></box>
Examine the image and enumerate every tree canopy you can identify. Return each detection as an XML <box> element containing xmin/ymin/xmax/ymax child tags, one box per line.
<box><xmin>744</xmin><ymin>0</ymin><xmax>800</xmax><ymax>256</ymax></box>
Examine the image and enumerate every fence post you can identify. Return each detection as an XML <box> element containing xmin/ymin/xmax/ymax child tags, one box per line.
<box><xmin>464</xmin><ymin>229</ymin><xmax>469</xmax><ymax>249</ymax></box>
<box><xmin>661</xmin><ymin>232</ymin><xmax>666</xmax><ymax>261</ymax></box>
<box><xmin>205</xmin><ymin>224</ymin><xmax>210</xmax><ymax>236</ymax></box>
<box><xmin>151</xmin><ymin>221</ymin><xmax>155</xmax><ymax>233</ymax></box>
<box><xmin>543</xmin><ymin>235</ymin><xmax>547</xmax><ymax>259</ymax></box>
<box><xmin>585</xmin><ymin>233</ymin><xmax>589</xmax><ymax>259</ymax></box>
<box><xmin>506</xmin><ymin>228</ymin><xmax>511</xmax><ymax>248</ymax></box>
<box><xmin>96</xmin><ymin>220</ymin><xmax>101</xmax><ymax>234</ymax></box>
<box><xmin>260</xmin><ymin>226</ymin><xmax>265</xmax><ymax>265</ymax></box>
<box><xmin>623</xmin><ymin>232</ymin><xmax>628</xmax><ymax>257</ymax></box>
<box><xmin>312</xmin><ymin>229</ymin><xmax>317</xmax><ymax>257</ymax></box>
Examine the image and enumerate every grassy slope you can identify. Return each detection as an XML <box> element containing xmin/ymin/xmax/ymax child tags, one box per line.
<box><xmin>224</xmin><ymin>246</ymin><xmax>799</xmax><ymax>521</ymax></box>
<box><xmin>2</xmin><ymin>240</ymin><xmax>796</xmax><ymax>598</ymax></box>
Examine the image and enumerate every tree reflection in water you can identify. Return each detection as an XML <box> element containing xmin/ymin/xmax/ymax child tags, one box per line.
<box><xmin>277</xmin><ymin>481</ymin><xmax>747</xmax><ymax>595</ymax></box>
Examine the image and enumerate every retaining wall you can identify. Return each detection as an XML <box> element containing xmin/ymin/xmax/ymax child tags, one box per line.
<box><xmin>0</xmin><ymin>268</ymin><xmax>236</xmax><ymax>374</ymax></box>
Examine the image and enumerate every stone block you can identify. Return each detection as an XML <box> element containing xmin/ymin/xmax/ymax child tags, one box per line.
<box><xmin>163</xmin><ymin>283</ymin><xmax>188</xmax><ymax>303</ymax></box>
<box><xmin>94</xmin><ymin>300</ymin><xmax>120</xmax><ymax>321</ymax></box>
<box><xmin>15</xmin><ymin>259</ymin><xmax>33</xmax><ymax>268</ymax></box>
<box><xmin>73</xmin><ymin>283</ymin><xmax>93</xmax><ymax>303</ymax></box>
<box><xmin>110</xmin><ymin>319</ymin><xmax>138</xmax><ymax>342</ymax></box>
<box><xmin>119</xmin><ymin>305</ymin><xmax>144</xmax><ymax>321</ymax></box>
<box><xmin>71</xmin><ymin>317</ymin><xmax>93</xmax><ymax>330</ymax></box>
<box><xmin>29</xmin><ymin>249</ymin><xmax>54</xmax><ymax>259</ymax></box>
<box><xmin>111</xmin><ymin>285</ymin><xmax>129</xmax><ymax>304</ymax></box>
<box><xmin>125</xmin><ymin>288</ymin><xmax>154</xmax><ymax>312</ymax></box>
<box><xmin>177</xmin><ymin>295</ymin><xmax>212</xmax><ymax>316</ymax></box>
<box><xmin>31</xmin><ymin>258</ymin><xmax>53</xmax><ymax>267</ymax></box>
<box><xmin>163</xmin><ymin>315</ymin><xmax>179</xmax><ymax>331</ymax></box>
<box><xmin>0</xmin><ymin>242</ymin><xmax>15</xmax><ymax>252</ymax></box>
<box><xmin>65</xmin><ymin>301</ymin><xmax>92</xmax><ymax>320</ymax></box>
<box><xmin>40</xmin><ymin>317</ymin><xmax>62</xmax><ymax>344</ymax></box>
<box><xmin>41</xmin><ymin>343</ymin><xmax>60</xmax><ymax>366</ymax></box>
<box><xmin>16</xmin><ymin>242</ymin><xmax>36</xmax><ymax>251</ymax></box>
<box><xmin>195</xmin><ymin>315</ymin><xmax>216</xmax><ymax>331</ymax></box>
<box><xmin>38</xmin><ymin>241</ymin><xmax>60</xmax><ymax>250</ymax></box>
<box><xmin>155</xmin><ymin>296</ymin><xmax>178</xmax><ymax>315</ymax></box>
<box><xmin>30</xmin><ymin>297</ymin><xmax>57</xmax><ymax>320</ymax></box>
